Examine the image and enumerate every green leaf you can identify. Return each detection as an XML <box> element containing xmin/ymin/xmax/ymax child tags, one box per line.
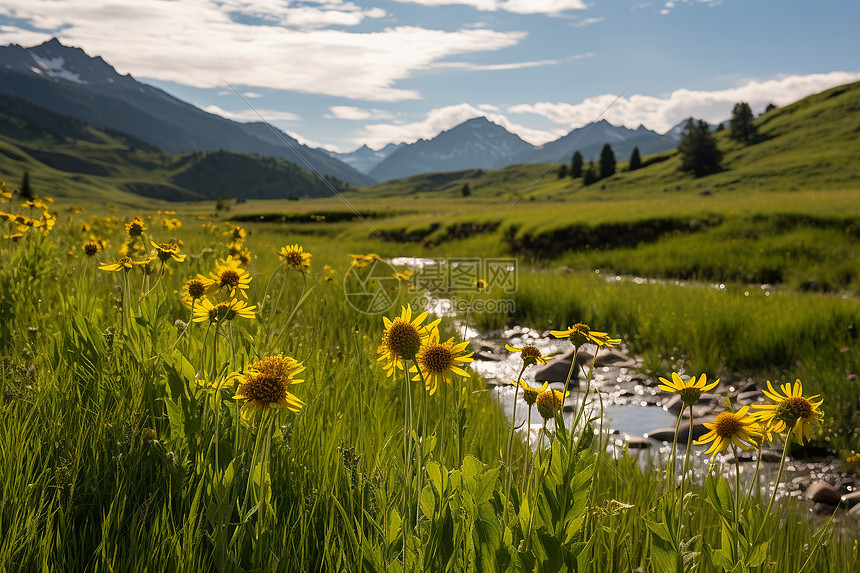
<box><xmin>420</xmin><ymin>485</ymin><xmax>436</xmax><ymax>519</ymax></box>
<box><xmin>426</xmin><ymin>461</ymin><xmax>443</xmax><ymax>495</ymax></box>
<box><xmin>462</xmin><ymin>455</ymin><xmax>483</xmax><ymax>480</ymax></box>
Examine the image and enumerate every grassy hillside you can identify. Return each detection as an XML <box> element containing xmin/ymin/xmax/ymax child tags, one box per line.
<box><xmin>0</xmin><ymin>93</ymin><xmax>350</xmax><ymax>207</ymax></box>
<box><xmin>360</xmin><ymin>81</ymin><xmax>860</xmax><ymax>200</ymax></box>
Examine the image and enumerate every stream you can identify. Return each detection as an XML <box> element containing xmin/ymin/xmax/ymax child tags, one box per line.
<box><xmin>388</xmin><ymin>257</ymin><xmax>860</xmax><ymax>524</ymax></box>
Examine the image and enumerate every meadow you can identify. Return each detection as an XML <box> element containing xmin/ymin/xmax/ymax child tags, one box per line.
<box><xmin>1</xmin><ymin>172</ymin><xmax>859</xmax><ymax>571</ymax></box>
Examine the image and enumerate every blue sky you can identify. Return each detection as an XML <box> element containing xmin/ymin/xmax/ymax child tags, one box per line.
<box><xmin>1</xmin><ymin>0</ymin><xmax>858</xmax><ymax>152</ymax></box>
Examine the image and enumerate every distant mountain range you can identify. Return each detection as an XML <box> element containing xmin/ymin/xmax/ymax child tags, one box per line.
<box><xmin>0</xmin><ymin>38</ymin><xmax>690</xmax><ymax>189</ymax></box>
<box><xmin>0</xmin><ymin>38</ymin><xmax>374</xmax><ymax>187</ymax></box>
<box><xmin>363</xmin><ymin>118</ymin><xmax>683</xmax><ymax>182</ymax></box>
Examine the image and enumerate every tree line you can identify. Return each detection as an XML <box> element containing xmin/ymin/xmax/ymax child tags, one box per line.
<box><xmin>562</xmin><ymin>100</ymin><xmax>770</xmax><ymax>184</ymax></box>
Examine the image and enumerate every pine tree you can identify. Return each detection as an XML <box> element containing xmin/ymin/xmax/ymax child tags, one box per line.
<box><xmin>582</xmin><ymin>161</ymin><xmax>598</xmax><ymax>186</ymax></box>
<box><xmin>20</xmin><ymin>171</ymin><xmax>34</xmax><ymax>201</ymax></box>
<box><xmin>729</xmin><ymin>101</ymin><xmax>757</xmax><ymax>143</ymax></box>
<box><xmin>557</xmin><ymin>164</ymin><xmax>568</xmax><ymax>179</ymax></box>
<box><xmin>599</xmin><ymin>144</ymin><xmax>616</xmax><ymax>179</ymax></box>
<box><xmin>628</xmin><ymin>147</ymin><xmax>641</xmax><ymax>171</ymax></box>
<box><xmin>460</xmin><ymin>183</ymin><xmax>471</xmax><ymax>197</ymax></box>
<box><xmin>571</xmin><ymin>151</ymin><xmax>583</xmax><ymax>178</ymax></box>
<box><xmin>678</xmin><ymin>118</ymin><xmax>723</xmax><ymax>176</ymax></box>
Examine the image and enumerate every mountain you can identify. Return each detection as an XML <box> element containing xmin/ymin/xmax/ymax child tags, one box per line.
<box><xmin>327</xmin><ymin>143</ymin><xmax>404</xmax><ymax>174</ymax></box>
<box><xmin>0</xmin><ymin>92</ymin><xmax>349</xmax><ymax>204</ymax></box>
<box><xmin>366</xmin><ymin>117</ymin><xmax>680</xmax><ymax>182</ymax></box>
<box><xmin>0</xmin><ymin>38</ymin><xmax>374</xmax><ymax>186</ymax></box>
<box><xmin>369</xmin><ymin>117</ymin><xmax>535</xmax><ymax>182</ymax></box>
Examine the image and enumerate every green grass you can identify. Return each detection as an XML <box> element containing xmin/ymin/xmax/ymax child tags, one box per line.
<box><xmin>1</xmin><ymin>203</ymin><xmax>858</xmax><ymax>571</ymax></box>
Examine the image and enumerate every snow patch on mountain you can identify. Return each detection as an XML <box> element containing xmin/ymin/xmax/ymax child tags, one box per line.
<box><xmin>30</xmin><ymin>53</ymin><xmax>86</xmax><ymax>84</ymax></box>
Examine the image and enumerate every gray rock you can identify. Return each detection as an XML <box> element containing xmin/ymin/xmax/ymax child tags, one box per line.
<box><xmin>625</xmin><ymin>436</ymin><xmax>651</xmax><ymax>449</ymax></box>
<box><xmin>473</xmin><ymin>352</ymin><xmax>501</xmax><ymax>361</ymax></box>
<box><xmin>804</xmin><ymin>481</ymin><xmax>841</xmax><ymax>506</ymax></box>
<box><xmin>645</xmin><ymin>419</ymin><xmax>711</xmax><ymax>444</ymax></box>
<box><xmin>594</xmin><ymin>348</ymin><xmax>635</xmax><ymax>367</ymax></box>
<box><xmin>736</xmin><ymin>390</ymin><xmax>763</xmax><ymax>404</ymax></box>
<box><xmin>840</xmin><ymin>491</ymin><xmax>860</xmax><ymax>508</ymax></box>
<box><xmin>758</xmin><ymin>450</ymin><xmax>783</xmax><ymax>463</ymax></box>
<box><xmin>849</xmin><ymin>503</ymin><xmax>860</xmax><ymax>518</ymax></box>
<box><xmin>534</xmin><ymin>357</ymin><xmax>577</xmax><ymax>383</ymax></box>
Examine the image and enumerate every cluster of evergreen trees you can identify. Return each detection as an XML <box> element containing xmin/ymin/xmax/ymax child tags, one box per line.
<box><xmin>563</xmin><ymin>144</ymin><xmax>642</xmax><ymax>185</ymax></box>
<box><xmin>562</xmin><ymin>100</ymin><xmax>767</xmax><ymax>183</ymax></box>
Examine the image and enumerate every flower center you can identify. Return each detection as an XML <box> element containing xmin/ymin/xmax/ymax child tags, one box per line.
<box><xmin>219</xmin><ymin>269</ymin><xmax>240</xmax><ymax>288</ymax></box>
<box><xmin>126</xmin><ymin>221</ymin><xmax>144</xmax><ymax>237</ymax></box>
<box><xmin>385</xmin><ymin>320</ymin><xmax>423</xmax><ymax>360</ymax></box>
<box><xmin>242</xmin><ymin>373</ymin><xmax>285</xmax><ymax>404</ymax></box>
<box><xmin>83</xmin><ymin>242</ymin><xmax>100</xmax><ymax>256</ymax></box>
<box><xmin>420</xmin><ymin>343</ymin><xmax>454</xmax><ymax>374</ymax></box>
<box><xmin>536</xmin><ymin>390</ymin><xmax>563</xmax><ymax>419</ymax></box>
<box><xmin>713</xmin><ymin>411</ymin><xmax>743</xmax><ymax>438</ymax></box>
<box><xmin>187</xmin><ymin>280</ymin><xmax>207</xmax><ymax>299</ymax></box>
<box><xmin>569</xmin><ymin>323</ymin><xmax>591</xmax><ymax>345</ymax></box>
<box><xmin>521</xmin><ymin>346</ymin><xmax>541</xmax><ymax>360</ymax></box>
<box><xmin>209</xmin><ymin>303</ymin><xmax>234</xmax><ymax>322</ymax></box>
<box><xmin>778</xmin><ymin>396</ymin><xmax>814</xmax><ymax>423</ymax></box>
<box><xmin>284</xmin><ymin>251</ymin><xmax>304</xmax><ymax>267</ymax></box>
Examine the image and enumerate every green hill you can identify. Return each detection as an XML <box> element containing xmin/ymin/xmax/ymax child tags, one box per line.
<box><xmin>0</xmin><ymin>93</ymin><xmax>350</xmax><ymax>208</ymax></box>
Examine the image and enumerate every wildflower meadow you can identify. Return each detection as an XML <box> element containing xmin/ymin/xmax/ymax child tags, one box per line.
<box><xmin>1</xmin><ymin>180</ymin><xmax>858</xmax><ymax>572</ymax></box>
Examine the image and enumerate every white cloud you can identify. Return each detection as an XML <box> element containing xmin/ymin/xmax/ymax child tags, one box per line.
<box><xmin>430</xmin><ymin>58</ymin><xmax>558</xmax><ymax>71</ymax></box>
<box><xmin>326</xmin><ymin>106</ymin><xmax>395</xmax><ymax>120</ymax></box>
<box><xmin>0</xmin><ymin>0</ymin><xmax>525</xmax><ymax>101</ymax></box>
<box><xmin>392</xmin><ymin>1</ymin><xmax>586</xmax><ymax>15</ymax></box>
<box><xmin>202</xmin><ymin>104</ymin><xmax>300</xmax><ymax>123</ymax></box>
<box><xmin>358</xmin><ymin>103</ymin><xmax>567</xmax><ymax>148</ymax></box>
<box><xmin>570</xmin><ymin>17</ymin><xmax>604</xmax><ymax>28</ymax></box>
<box><xmin>243</xmin><ymin>92</ymin><xmax>263</xmax><ymax>98</ymax></box>
<box><xmin>507</xmin><ymin>72</ymin><xmax>860</xmax><ymax>133</ymax></box>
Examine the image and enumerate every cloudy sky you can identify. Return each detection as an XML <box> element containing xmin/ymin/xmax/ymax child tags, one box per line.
<box><xmin>1</xmin><ymin>0</ymin><xmax>857</xmax><ymax>152</ymax></box>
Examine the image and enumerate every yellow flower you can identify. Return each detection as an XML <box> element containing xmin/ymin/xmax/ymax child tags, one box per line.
<box><xmin>278</xmin><ymin>244</ymin><xmax>311</xmax><ymax>273</ymax></box>
<box><xmin>349</xmin><ymin>253</ymin><xmax>381</xmax><ymax>268</ymax></box>
<box><xmin>224</xmin><ymin>223</ymin><xmax>248</xmax><ymax>241</ymax></box>
<box><xmin>505</xmin><ymin>343</ymin><xmax>553</xmax><ymax>366</ymax></box>
<box><xmin>0</xmin><ymin>180</ymin><xmax>10</xmax><ymax>202</ymax></box>
<box><xmin>227</xmin><ymin>241</ymin><xmax>244</xmax><ymax>256</ymax></box>
<box><xmin>209</xmin><ymin>256</ymin><xmax>252</xmax><ymax>299</ymax></box>
<box><xmin>125</xmin><ymin>217</ymin><xmax>146</xmax><ymax>237</ymax></box>
<box><xmin>99</xmin><ymin>255</ymin><xmax>152</xmax><ymax>271</ymax></box>
<box><xmin>550</xmin><ymin>323</ymin><xmax>620</xmax><ymax>347</ymax></box>
<box><xmin>475</xmin><ymin>278</ymin><xmax>489</xmax><ymax>291</ymax></box>
<box><xmin>234</xmin><ymin>247</ymin><xmax>252</xmax><ymax>266</ymax></box>
<box><xmin>696</xmin><ymin>406</ymin><xmax>761</xmax><ymax>457</ymax></box>
<box><xmin>657</xmin><ymin>373</ymin><xmax>719</xmax><ymax>408</ymax></box>
<box><xmin>535</xmin><ymin>389</ymin><xmax>570</xmax><ymax>420</ymax></box>
<box><xmin>752</xmin><ymin>379</ymin><xmax>824</xmax><ymax>445</ymax></box>
<box><xmin>378</xmin><ymin>305</ymin><xmax>440</xmax><ymax>377</ymax></box>
<box><xmin>151</xmin><ymin>240</ymin><xmax>186</xmax><ymax>263</ymax></box>
<box><xmin>232</xmin><ymin>355</ymin><xmax>305</xmax><ymax>416</ymax></box>
<box><xmin>82</xmin><ymin>240</ymin><xmax>102</xmax><ymax>257</ymax></box>
<box><xmin>161</xmin><ymin>217</ymin><xmax>182</xmax><ymax>230</ymax></box>
<box><xmin>192</xmin><ymin>297</ymin><xmax>256</xmax><ymax>324</ymax></box>
<box><xmin>393</xmin><ymin>269</ymin><xmax>413</xmax><ymax>282</ymax></box>
<box><xmin>411</xmin><ymin>329</ymin><xmax>474</xmax><ymax>395</ymax></box>
<box><xmin>184</xmin><ymin>277</ymin><xmax>213</xmax><ymax>302</ymax></box>
<box><xmin>512</xmin><ymin>379</ymin><xmax>550</xmax><ymax>406</ymax></box>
